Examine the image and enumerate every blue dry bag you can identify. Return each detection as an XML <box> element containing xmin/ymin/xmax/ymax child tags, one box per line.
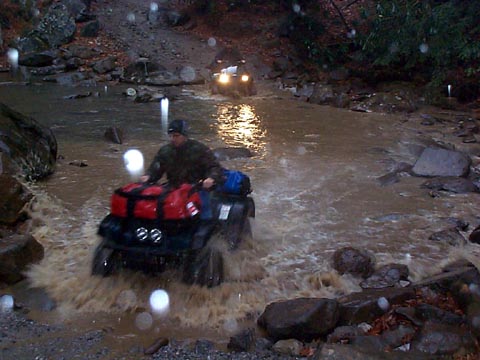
<box><xmin>218</xmin><ymin>169</ymin><xmax>251</xmax><ymax>196</ymax></box>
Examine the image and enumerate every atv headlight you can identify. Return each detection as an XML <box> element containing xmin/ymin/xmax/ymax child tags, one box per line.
<box><xmin>219</xmin><ymin>73</ymin><xmax>230</xmax><ymax>84</ymax></box>
<box><xmin>136</xmin><ymin>227</ymin><xmax>148</xmax><ymax>241</ymax></box>
<box><xmin>150</xmin><ymin>228</ymin><xmax>163</xmax><ymax>243</ymax></box>
<box><xmin>241</xmin><ymin>74</ymin><xmax>249</xmax><ymax>82</ymax></box>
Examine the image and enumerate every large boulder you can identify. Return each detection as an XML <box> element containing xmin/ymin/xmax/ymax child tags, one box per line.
<box><xmin>0</xmin><ymin>232</ymin><xmax>44</xmax><ymax>284</ymax></box>
<box><xmin>16</xmin><ymin>3</ymin><xmax>76</xmax><ymax>53</ymax></box>
<box><xmin>257</xmin><ymin>297</ymin><xmax>339</xmax><ymax>342</ymax></box>
<box><xmin>412</xmin><ymin>147</ymin><xmax>471</xmax><ymax>178</ymax></box>
<box><xmin>0</xmin><ymin>102</ymin><xmax>57</xmax><ymax>180</ymax></box>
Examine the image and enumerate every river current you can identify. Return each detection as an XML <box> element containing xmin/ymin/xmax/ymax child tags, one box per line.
<box><xmin>2</xmin><ymin>78</ymin><xmax>479</xmax><ymax>348</ymax></box>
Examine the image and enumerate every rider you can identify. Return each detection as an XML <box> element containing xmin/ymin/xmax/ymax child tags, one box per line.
<box><xmin>140</xmin><ymin>119</ymin><xmax>223</xmax><ymax>222</ymax></box>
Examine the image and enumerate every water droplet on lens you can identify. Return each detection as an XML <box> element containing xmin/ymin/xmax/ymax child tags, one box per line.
<box><xmin>208</xmin><ymin>37</ymin><xmax>217</xmax><ymax>47</ymax></box>
<box><xmin>0</xmin><ymin>295</ymin><xmax>14</xmax><ymax>311</ymax></box>
<box><xmin>419</xmin><ymin>43</ymin><xmax>429</xmax><ymax>53</ymax></box>
<box><xmin>127</xmin><ymin>13</ymin><xmax>136</xmax><ymax>23</ymax></box>
<box><xmin>135</xmin><ymin>312</ymin><xmax>153</xmax><ymax>330</ymax></box>
<box><xmin>180</xmin><ymin>66</ymin><xmax>196</xmax><ymax>82</ymax></box>
<box><xmin>149</xmin><ymin>289</ymin><xmax>170</xmax><ymax>314</ymax></box>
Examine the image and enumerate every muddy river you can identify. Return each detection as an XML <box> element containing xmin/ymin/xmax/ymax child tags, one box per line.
<box><xmin>2</xmin><ymin>77</ymin><xmax>479</xmax><ymax>350</ymax></box>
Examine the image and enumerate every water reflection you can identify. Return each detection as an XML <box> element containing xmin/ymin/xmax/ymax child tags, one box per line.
<box><xmin>214</xmin><ymin>103</ymin><xmax>267</xmax><ymax>154</ymax></box>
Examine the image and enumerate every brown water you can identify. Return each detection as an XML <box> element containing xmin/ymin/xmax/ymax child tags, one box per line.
<box><xmin>2</xmin><ymin>77</ymin><xmax>480</xmax><ymax>347</ymax></box>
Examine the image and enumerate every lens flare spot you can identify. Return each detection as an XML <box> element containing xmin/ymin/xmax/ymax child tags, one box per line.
<box><xmin>0</xmin><ymin>295</ymin><xmax>14</xmax><ymax>312</ymax></box>
<box><xmin>127</xmin><ymin>12</ymin><xmax>136</xmax><ymax>23</ymax></box>
<box><xmin>180</xmin><ymin>66</ymin><xmax>196</xmax><ymax>82</ymax></box>
<box><xmin>149</xmin><ymin>289</ymin><xmax>170</xmax><ymax>314</ymax></box>
<box><xmin>7</xmin><ymin>48</ymin><xmax>19</xmax><ymax>68</ymax></box>
<box><xmin>135</xmin><ymin>312</ymin><xmax>153</xmax><ymax>330</ymax></box>
<box><xmin>377</xmin><ymin>297</ymin><xmax>390</xmax><ymax>311</ymax></box>
<box><xmin>208</xmin><ymin>37</ymin><xmax>217</xmax><ymax>47</ymax></box>
<box><xmin>123</xmin><ymin>149</ymin><xmax>144</xmax><ymax>175</ymax></box>
<box><xmin>419</xmin><ymin>43</ymin><xmax>429</xmax><ymax>54</ymax></box>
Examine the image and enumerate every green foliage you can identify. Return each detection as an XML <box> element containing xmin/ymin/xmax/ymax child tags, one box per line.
<box><xmin>356</xmin><ymin>0</ymin><xmax>480</xmax><ymax>82</ymax></box>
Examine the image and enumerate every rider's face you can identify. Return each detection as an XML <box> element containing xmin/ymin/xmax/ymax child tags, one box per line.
<box><xmin>169</xmin><ymin>132</ymin><xmax>187</xmax><ymax>147</ymax></box>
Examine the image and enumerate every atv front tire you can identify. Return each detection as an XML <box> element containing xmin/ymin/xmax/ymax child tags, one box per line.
<box><xmin>182</xmin><ymin>247</ymin><xmax>224</xmax><ymax>287</ymax></box>
<box><xmin>92</xmin><ymin>242</ymin><xmax>118</xmax><ymax>277</ymax></box>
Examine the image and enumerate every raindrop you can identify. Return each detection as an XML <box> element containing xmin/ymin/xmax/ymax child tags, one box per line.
<box><xmin>297</xmin><ymin>146</ymin><xmax>307</xmax><ymax>155</ymax></box>
<box><xmin>208</xmin><ymin>37</ymin><xmax>217</xmax><ymax>47</ymax></box>
<box><xmin>0</xmin><ymin>295</ymin><xmax>14</xmax><ymax>311</ymax></box>
<box><xmin>472</xmin><ymin>316</ymin><xmax>480</xmax><ymax>328</ymax></box>
<box><xmin>123</xmin><ymin>149</ymin><xmax>144</xmax><ymax>175</ymax></box>
<box><xmin>377</xmin><ymin>297</ymin><xmax>390</xmax><ymax>311</ymax></box>
<box><xmin>293</xmin><ymin>3</ymin><xmax>301</xmax><ymax>13</ymax></box>
<box><xmin>223</xmin><ymin>318</ymin><xmax>238</xmax><ymax>333</ymax></box>
<box><xmin>469</xmin><ymin>283</ymin><xmax>480</xmax><ymax>297</ymax></box>
<box><xmin>149</xmin><ymin>289</ymin><xmax>170</xmax><ymax>315</ymax></box>
<box><xmin>135</xmin><ymin>312</ymin><xmax>153</xmax><ymax>330</ymax></box>
<box><xmin>389</xmin><ymin>42</ymin><xmax>399</xmax><ymax>54</ymax></box>
<box><xmin>127</xmin><ymin>12</ymin><xmax>136</xmax><ymax>23</ymax></box>
<box><xmin>7</xmin><ymin>48</ymin><xmax>19</xmax><ymax>68</ymax></box>
<box><xmin>161</xmin><ymin>96</ymin><xmax>169</xmax><ymax>130</ymax></box>
<box><xmin>180</xmin><ymin>66</ymin><xmax>196</xmax><ymax>82</ymax></box>
<box><xmin>419</xmin><ymin>43</ymin><xmax>429</xmax><ymax>54</ymax></box>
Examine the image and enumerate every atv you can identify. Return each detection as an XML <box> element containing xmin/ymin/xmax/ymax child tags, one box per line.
<box><xmin>210</xmin><ymin>59</ymin><xmax>257</xmax><ymax>97</ymax></box>
<box><xmin>91</xmin><ymin>170</ymin><xmax>254</xmax><ymax>288</ymax></box>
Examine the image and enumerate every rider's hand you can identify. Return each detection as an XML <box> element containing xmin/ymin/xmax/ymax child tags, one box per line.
<box><xmin>140</xmin><ymin>175</ymin><xmax>150</xmax><ymax>183</ymax></box>
<box><xmin>202</xmin><ymin>177</ymin><xmax>215</xmax><ymax>189</ymax></box>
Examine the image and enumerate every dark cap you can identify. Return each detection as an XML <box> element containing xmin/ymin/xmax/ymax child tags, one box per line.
<box><xmin>167</xmin><ymin>119</ymin><xmax>188</xmax><ymax>136</ymax></box>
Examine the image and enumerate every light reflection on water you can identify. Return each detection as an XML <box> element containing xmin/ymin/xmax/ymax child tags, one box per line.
<box><xmin>214</xmin><ymin>103</ymin><xmax>267</xmax><ymax>155</ymax></box>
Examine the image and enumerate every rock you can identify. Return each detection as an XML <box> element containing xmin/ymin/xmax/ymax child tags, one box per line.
<box><xmin>309</xmin><ymin>84</ymin><xmax>335</xmax><ymax>105</ymax></box>
<box><xmin>104</xmin><ymin>127</ymin><xmax>124</xmax><ymax>144</ymax></box>
<box><xmin>91</xmin><ymin>56</ymin><xmax>117</xmax><ymax>74</ymax></box>
<box><xmin>412</xmin><ymin>322</ymin><xmax>477</xmax><ymax>356</ymax></box>
<box><xmin>18</xmin><ymin>51</ymin><xmax>56</xmax><ymax>67</ymax></box>
<box><xmin>213</xmin><ymin>147</ymin><xmax>253</xmax><ymax>161</ymax></box>
<box><xmin>412</xmin><ymin>147</ymin><xmax>471</xmax><ymax>178</ymax></box>
<box><xmin>80</xmin><ymin>20</ymin><xmax>100</xmax><ymax>37</ymax></box>
<box><xmin>272</xmin><ymin>338</ymin><xmax>303</xmax><ymax>356</ymax></box>
<box><xmin>64</xmin><ymin>44</ymin><xmax>99</xmax><ymax>59</ymax></box>
<box><xmin>257</xmin><ymin>297</ymin><xmax>339</xmax><ymax>342</ymax></box>
<box><xmin>0</xmin><ymin>175</ymin><xmax>33</xmax><ymax>225</ymax></box>
<box><xmin>421</xmin><ymin>177</ymin><xmax>478</xmax><ymax>193</ymax></box>
<box><xmin>0</xmin><ymin>233</ymin><xmax>44</xmax><ymax>284</ymax></box>
<box><xmin>376</xmin><ymin>172</ymin><xmax>399</xmax><ymax>186</ymax></box>
<box><xmin>428</xmin><ymin>227</ymin><xmax>466</xmax><ymax>246</ymax></box>
<box><xmin>0</xmin><ymin>103</ymin><xmax>57</xmax><ymax>180</ymax></box>
<box><xmin>469</xmin><ymin>225</ymin><xmax>480</xmax><ymax>244</ymax></box>
<box><xmin>360</xmin><ymin>264</ymin><xmax>410</xmax><ymax>289</ymax></box>
<box><xmin>332</xmin><ymin>246</ymin><xmax>375</xmax><ymax>278</ymax></box>
<box><xmin>337</xmin><ymin>287</ymin><xmax>416</xmax><ymax>326</ymax></box>
<box><xmin>144</xmin><ymin>337</ymin><xmax>168</xmax><ymax>355</ymax></box>
<box><xmin>227</xmin><ymin>328</ymin><xmax>255</xmax><ymax>352</ymax></box>
<box><xmin>16</xmin><ymin>3</ymin><xmax>76</xmax><ymax>53</ymax></box>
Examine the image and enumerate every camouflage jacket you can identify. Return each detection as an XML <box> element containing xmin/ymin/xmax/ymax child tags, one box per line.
<box><xmin>146</xmin><ymin>139</ymin><xmax>223</xmax><ymax>186</ymax></box>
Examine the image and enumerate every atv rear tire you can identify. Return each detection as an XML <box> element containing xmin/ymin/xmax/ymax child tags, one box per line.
<box><xmin>92</xmin><ymin>242</ymin><xmax>117</xmax><ymax>277</ymax></box>
<box><xmin>182</xmin><ymin>247</ymin><xmax>224</xmax><ymax>287</ymax></box>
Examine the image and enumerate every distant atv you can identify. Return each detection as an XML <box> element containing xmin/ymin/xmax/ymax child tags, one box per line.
<box><xmin>209</xmin><ymin>47</ymin><xmax>256</xmax><ymax>97</ymax></box>
<box><xmin>91</xmin><ymin>170</ymin><xmax>254</xmax><ymax>288</ymax></box>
